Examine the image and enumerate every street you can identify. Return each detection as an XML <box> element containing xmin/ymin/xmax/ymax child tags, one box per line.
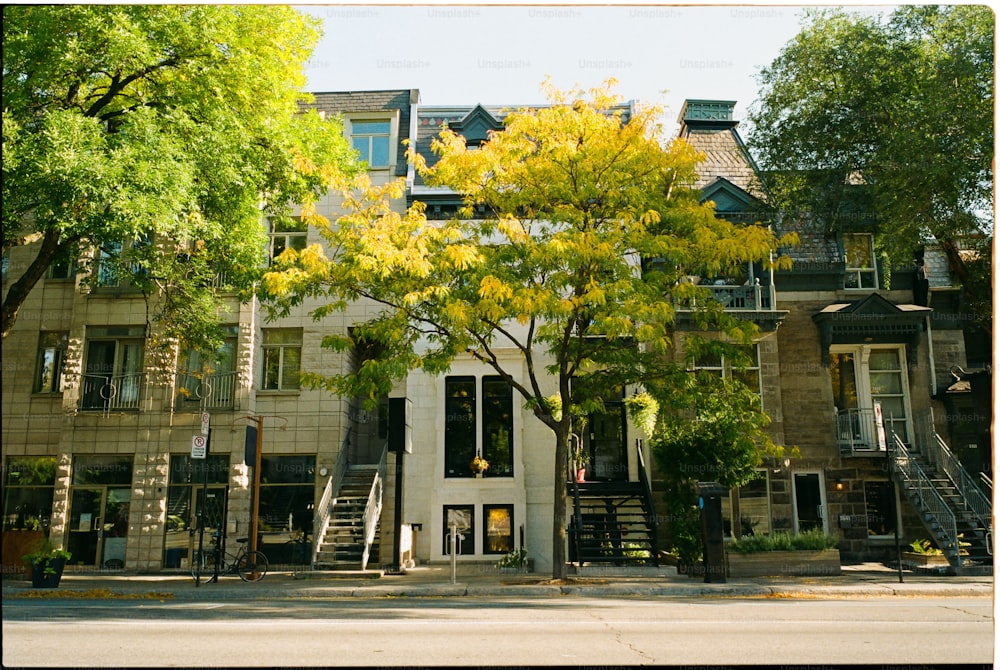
<box><xmin>2</xmin><ymin>595</ymin><xmax>993</xmax><ymax>667</ymax></box>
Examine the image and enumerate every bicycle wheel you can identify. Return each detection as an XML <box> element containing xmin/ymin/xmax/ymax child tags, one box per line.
<box><xmin>237</xmin><ymin>550</ymin><xmax>268</xmax><ymax>582</ymax></box>
<box><xmin>189</xmin><ymin>550</ymin><xmax>207</xmax><ymax>581</ymax></box>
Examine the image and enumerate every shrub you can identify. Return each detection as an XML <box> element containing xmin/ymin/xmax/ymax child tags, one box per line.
<box><xmin>728</xmin><ymin>529</ymin><xmax>838</xmax><ymax>554</ymax></box>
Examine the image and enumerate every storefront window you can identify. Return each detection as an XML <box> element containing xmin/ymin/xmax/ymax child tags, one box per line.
<box><xmin>3</xmin><ymin>457</ymin><xmax>57</xmax><ymax>533</ymax></box>
<box><xmin>163</xmin><ymin>455</ymin><xmax>229</xmax><ymax>569</ymax></box>
<box><xmin>483</xmin><ymin>505</ymin><xmax>514</xmax><ymax>554</ymax></box>
<box><xmin>258</xmin><ymin>455</ymin><xmax>315</xmax><ymax>564</ymax></box>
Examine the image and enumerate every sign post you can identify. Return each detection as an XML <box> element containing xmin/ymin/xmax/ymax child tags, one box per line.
<box><xmin>191</xmin><ymin>416</ymin><xmax>209</xmax><ymax>587</ymax></box>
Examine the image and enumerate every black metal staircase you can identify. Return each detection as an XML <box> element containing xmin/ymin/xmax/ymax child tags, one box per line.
<box><xmin>567</xmin><ymin>443</ymin><xmax>659</xmax><ymax>566</ymax></box>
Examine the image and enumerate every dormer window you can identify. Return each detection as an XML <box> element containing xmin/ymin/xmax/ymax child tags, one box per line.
<box><xmin>350</xmin><ymin>120</ymin><xmax>391</xmax><ymax>168</ymax></box>
<box><xmin>843</xmin><ymin>233</ymin><xmax>878</xmax><ymax>289</ymax></box>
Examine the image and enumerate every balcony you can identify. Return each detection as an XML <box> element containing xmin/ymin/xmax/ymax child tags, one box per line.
<box><xmin>676</xmin><ymin>281</ymin><xmax>775</xmax><ymax>312</ymax></box>
<box><xmin>175</xmin><ymin>371</ymin><xmax>237</xmax><ymax>411</ymax></box>
<box><xmin>836</xmin><ymin>408</ymin><xmax>885</xmax><ymax>457</ymax></box>
<box><xmin>81</xmin><ymin>373</ymin><xmax>144</xmax><ymax>411</ymax></box>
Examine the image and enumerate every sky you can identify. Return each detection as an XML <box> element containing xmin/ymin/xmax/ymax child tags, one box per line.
<box><xmin>294</xmin><ymin>3</ymin><xmax>892</xmax><ymax>135</ymax></box>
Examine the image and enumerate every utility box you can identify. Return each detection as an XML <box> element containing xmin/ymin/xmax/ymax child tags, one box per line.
<box><xmin>697</xmin><ymin>481</ymin><xmax>728</xmax><ymax>583</ymax></box>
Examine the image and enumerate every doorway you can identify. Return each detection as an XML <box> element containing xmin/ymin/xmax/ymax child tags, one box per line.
<box><xmin>792</xmin><ymin>472</ymin><xmax>827</xmax><ymax>533</ymax></box>
<box><xmin>67</xmin><ymin>455</ymin><xmax>134</xmax><ymax>568</ymax></box>
<box><xmin>584</xmin><ymin>396</ymin><xmax>628</xmax><ymax>482</ymax></box>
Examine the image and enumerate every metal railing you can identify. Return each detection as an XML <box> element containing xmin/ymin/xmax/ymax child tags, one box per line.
<box><xmin>889</xmin><ymin>432</ymin><xmax>960</xmax><ymax>563</ymax></box>
<box><xmin>80</xmin><ymin>372</ymin><xmax>144</xmax><ymax>411</ymax></box>
<box><xmin>914</xmin><ymin>412</ymin><xmax>992</xmax><ymax>534</ymax></box>
<box><xmin>635</xmin><ymin>440</ymin><xmax>659</xmax><ymax>567</ymax></box>
<box><xmin>676</xmin><ymin>282</ymin><xmax>775</xmax><ymax>312</ymax></box>
<box><xmin>360</xmin><ymin>445</ymin><xmax>387</xmax><ymax>571</ymax></box>
<box><xmin>175</xmin><ymin>371</ymin><xmax>237</xmax><ymax>410</ymax></box>
<box><xmin>312</xmin><ymin>436</ymin><xmax>350</xmax><ymax>567</ymax></box>
<box><xmin>836</xmin><ymin>408</ymin><xmax>882</xmax><ymax>455</ymax></box>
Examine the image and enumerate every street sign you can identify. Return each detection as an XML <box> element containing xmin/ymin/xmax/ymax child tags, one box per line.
<box><xmin>201</xmin><ymin>412</ymin><xmax>210</xmax><ymax>436</ymax></box>
<box><xmin>191</xmin><ymin>435</ymin><xmax>208</xmax><ymax>459</ymax></box>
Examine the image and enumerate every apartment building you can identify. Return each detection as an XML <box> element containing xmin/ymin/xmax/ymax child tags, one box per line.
<box><xmin>2</xmin><ymin>91</ymin><xmax>990</xmax><ymax>577</ymax></box>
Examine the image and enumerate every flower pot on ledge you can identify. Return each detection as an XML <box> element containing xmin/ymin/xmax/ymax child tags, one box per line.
<box><xmin>30</xmin><ymin>557</ymin><xmax>66</xmax><ymax>588</ymax></box>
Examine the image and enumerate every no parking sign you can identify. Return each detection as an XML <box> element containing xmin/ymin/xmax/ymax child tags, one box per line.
<box><xmin>191</xmin><ymin>435</ymin><xmax>208</xmax><ymax>459</ymax></box>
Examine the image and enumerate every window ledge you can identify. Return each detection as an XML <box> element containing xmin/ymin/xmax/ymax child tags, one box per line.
<box><xmin>255</xmin><ymin>389</ymin><xmax>302</xmax><ymax>396</ymax></box>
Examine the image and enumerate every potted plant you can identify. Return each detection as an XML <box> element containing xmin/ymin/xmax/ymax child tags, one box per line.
<box><xmin>23</xmin><ymin>540</ymin><xmax>72</xmax><ymax>588</ymax></box>
<box><xmin>470</xmin><ymin>454</ymin><xmax>489</xmax><ymax>476</ymax></box>
<box><xmin>901</xmin><ymin>538</ymin><xmax>950</xmax><ymax>569</ymax></box>
<box><xmin>572</xmin><ymin>442</ymin><xmax>590</xmax><ymax>482</ymax></box>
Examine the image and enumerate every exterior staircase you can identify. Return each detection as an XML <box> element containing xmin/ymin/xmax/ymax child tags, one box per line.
<box><xmin>313</xmin><ymin>460</ymin><xmax>384</xmax><ymax>570</ymax></box>
<box><xmin>567</xmin><ymin>444</ymin><xmax>659</xmax><ymax>567</ymax></box>
<box><xmin>889</xmin><ymin>419</ymin><xmax>992</xmax><ymax>576</ymax></box>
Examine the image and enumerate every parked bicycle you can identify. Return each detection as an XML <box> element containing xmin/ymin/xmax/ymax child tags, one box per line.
<box><xmin>191</xmin><ymin>534</ymin><xmax>268</xmax><ymax>583</ymax></box>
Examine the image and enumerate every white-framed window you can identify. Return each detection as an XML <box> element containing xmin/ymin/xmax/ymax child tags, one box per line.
<box><xmin>261</xmin><ymin>328</ymin><xmax>302</xmax><ymax>391</ymax></box>
<box><xmin>34</xmin><ymin>331</ymin><xmax>68</xmax><ymax>393</ymax></box>
<box><xmin>94</xmin><ymin>238</ymin><xmax>147</xmax><ymax>288</ymax></box>
<box><xmin>843</xmin><ymin>233</ymin><xmax>878</xmax><ymax>289</ymax></box>
<box><xmin>830</xmin><ymin>345</ymin><xmax>911</xmax><ymax>446</ymax></box>
<box><xmin>267</xmin><ymin>217</ymin><xmax>307</xmax><ymax>265</ymax></box>
<box><xmin>346</xmin><ymin>115</ymin><xmax>398</xmax><ymax>170</ymax></box>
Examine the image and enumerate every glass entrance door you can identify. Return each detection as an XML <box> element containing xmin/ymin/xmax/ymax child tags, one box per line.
<box><xmin>67</xmin><ymin>486</ymin><xmax>131</xmax><ymax>568</ymax></box>
<box><xmin>831</xmin><ymin>346</ymin><xmax>912</xmax><ymax>449</ymax></box>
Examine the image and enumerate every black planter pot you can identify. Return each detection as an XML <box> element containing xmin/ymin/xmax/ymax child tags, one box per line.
<box><xmin>31</xmin><ymin>558</ymin><xmax>66</xmax><ymax>588</ymax></box>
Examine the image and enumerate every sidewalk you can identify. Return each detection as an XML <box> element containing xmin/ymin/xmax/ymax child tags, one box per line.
<box><xmin>2</xmin><ymin>562</ymin><xmax>993</xmax><ymax>600</ymax></box>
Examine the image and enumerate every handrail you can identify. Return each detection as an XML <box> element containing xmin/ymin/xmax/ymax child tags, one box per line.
<box><xmin>636</xmin><ymin>440</ymin><xmax>659</xmax><ymax>566</ymax></box>
<box><xmin>889</xmin><ymin>433</ymin><xmax>961</xmax><ymax>563</ymax></box>
<box><xmin>360</xmin><ymin>444</ymin><xmax>387</xmax><ymax>571</ymax></box>
<box><xmin>568</xmin><ymin>434</ymin><xmax>584</xmax><ymax>567</ymax></box>
<box><xmin>311</xmin><ymin>435</ymin><xmax>350</xmax><ymax>567</ymax></box>
<box><xmin>915</xmin><ymin>411</ymin><xmax>992</xmax><ymax>533</ymax></box>
<box><xmin>980</xmin><ymin>473</ymin><xmax>993</xmax><ymax>498</ymax></box>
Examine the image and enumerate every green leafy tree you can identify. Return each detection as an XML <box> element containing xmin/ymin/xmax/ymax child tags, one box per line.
<box><xmin>264</xmin><ymin>80</ymin><xmax>795</xmax><ymax>578</ymax></box>
<box><xmin>747</xmin><ymin>6</ymin><xmax>993</xmax><ymax>322</ymax></box>
<box><xmin>1</xmin><ymin>5</ymin><xmax>358</xmax><ymax>350</ymax></box>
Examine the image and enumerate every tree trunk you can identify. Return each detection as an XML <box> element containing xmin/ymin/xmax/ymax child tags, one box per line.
<box><xmin>1</xmin><ymin>229</ymin><xmax>64</xmax><ymax>339</ymax></box>
<box><xmin>551</xmin><ymin>423</ymin><xmax>570</xmax><ymax>580</ymax></box>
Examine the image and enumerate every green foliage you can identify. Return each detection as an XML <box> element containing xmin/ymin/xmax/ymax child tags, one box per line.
<box><xmin>23</xmin><ymin>540</ymin><xmax>72</xmax><ymax>575</ymax></box>
<box><xmin>727</xmin><ymin>529</ymin><xmax>839</xmax><ymax>554</ymax></box>
<box><xmin>747</xmin><ymin>6</ymin><xmax>993</xmax><ymax>314</ymax></box>
<box><xmin>908</xmin><ymin>538</ymin><xmax>942</xmax><ymax>556</ymax></box>
<box><xmin>497</xmin><ymin>548</ymin><xmax>528</xmax><ymax>568</ymax></box>
<box><xmin>263</xmin><ymin>80</ymin><xmax>793</xmax><ymax>577</ymax></box>
<box><xmin>1</xmin><ymin>5</ymin><xmax>358</xmax><ymax>349</ymax></box>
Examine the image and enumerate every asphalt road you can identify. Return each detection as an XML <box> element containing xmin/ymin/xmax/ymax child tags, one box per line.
<box><xmin>3</xmin><ymin>596</ymin><xmax>994</xmax><ymax>667</ymax></box>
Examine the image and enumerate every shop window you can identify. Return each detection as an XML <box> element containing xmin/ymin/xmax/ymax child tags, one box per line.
<box><xmin>737</xmin><ymin>472</ymin><xmax>771</xmax><ymax>536</ymax></box>
<box><xmin>261</xmin><ymin>328</ymin><xmax>302</xmax><ymax>391</ymax></box>
<box><xmin>483</xmin><ymin>504</ymin><xmax>514</xmax><ymax>554</ymax></box>
<box><xmin>163</xmin><ymin>455</ymin><xmax>230</xmax><ymax>568</ymax></box>
<box><xmin>3</xmin><ymin>457</ymin><xmax>57</xmax><ymax>533</ymax></box>
<box><xmin>442</xmin><ymin>505</ymin><xmax>474</xmax><ymax>555</ymax></box>
<box><xmin>257</xmin><ymin>456</ymin><xmax>315</xmax><ymax>560</ymax></box>
<box><xmin>34</xmin><ymin>331</ymin><xmax>68</xmax><ymax>393</ymax></box>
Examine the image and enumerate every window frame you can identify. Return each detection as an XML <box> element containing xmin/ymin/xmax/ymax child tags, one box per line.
<box><xmin>442</xmin><ymin>504</ymin><xmax>475</xmax><ymax>556</ymax></box>
<box><xmin>81</xmin><ymin>326</ymin><xmax>146</xmax><ymax>411</ymax></box>
<box><xmin>267</xmin><ymin>217</ymin><xmax>308</xmax><ymax>266</ymax></box>
<box><xmin>345</xmin><ymin>114</ymin><xmax>398</xmax><ymax>171</ymax></box>
<box><xmin>843</xmin><ymin>233</ymin><xmax>879</xmax><ymax>290</ymax></box>
<box><xmin>483</xmin><ymin>504</ymin><xmax>515</xmax><ymax>555</ymax></box>
<box><xmin>863</xmin><ymin>479</ymin><xmax>900</xmax><ymax>539</ymax></box>
<box><xmin>261</xmin><ymin>328</ymin><xmax>302</xmax><ymax>392</ymax></box>
<box><xmin>34</xmin><ymin>331</ymin><xmax>68</xmax><ymax>394</ymax></box>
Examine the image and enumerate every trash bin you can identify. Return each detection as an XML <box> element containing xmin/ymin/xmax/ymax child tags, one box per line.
<box><xmin>697</xmin><ymin>481</ymin><xmax>728</xmax><ymax>583</ymax></box>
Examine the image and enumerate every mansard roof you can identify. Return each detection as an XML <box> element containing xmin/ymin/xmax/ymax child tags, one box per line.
<box><xmin>309</xmin><ymin>89</ymin><xmax>419</xmax><ymax>178</ymax></box>
<box><xmin>677</xmin><ymin>99</ymin><xmax>762</xmax><ymax>197</ymax></box>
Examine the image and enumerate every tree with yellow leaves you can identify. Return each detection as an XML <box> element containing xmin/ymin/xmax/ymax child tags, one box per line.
<box><xmin>264</xmin><ymin>80</ymin><xmax>796</xmax><ymax>578</ymax></box>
